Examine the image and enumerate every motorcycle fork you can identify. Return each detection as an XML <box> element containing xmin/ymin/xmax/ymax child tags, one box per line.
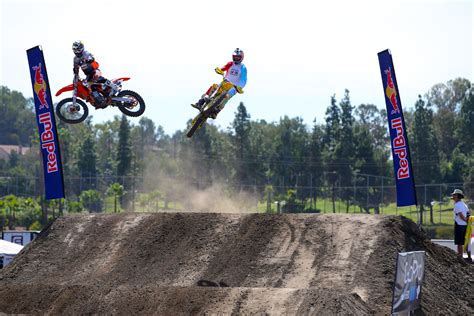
<box><xmin>72</xmin><ymin>81</ymin><xmax>78</xmax><ymax>107</ymax></box>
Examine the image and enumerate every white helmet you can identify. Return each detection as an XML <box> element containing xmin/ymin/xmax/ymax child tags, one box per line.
<box><xmin>232</xmin><ymin>48</ymin><xmax>244</xmax><ymax>64</ymax></box>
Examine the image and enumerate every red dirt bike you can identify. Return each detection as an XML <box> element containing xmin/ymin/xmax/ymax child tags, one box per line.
<box><xmin>55</xmin><ymin>75</ymin><xmax>145</xmax><ymax>124</ymax></box>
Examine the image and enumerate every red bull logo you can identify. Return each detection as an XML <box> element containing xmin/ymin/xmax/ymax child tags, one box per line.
<box><xmin>32</xmin><ymin>63</ymin><xmax>49</xmax><ymax>109</ymax></box>
<box><xmin>384</xmin><ymin>68</ymin><xmax>400</xmax><ymax>115</ymax></box>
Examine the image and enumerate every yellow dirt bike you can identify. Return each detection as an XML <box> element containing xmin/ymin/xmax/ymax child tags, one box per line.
<box><xmin>186</xmin><ymin>69</ymin><xmax>243</xmax><ymax>138</ymax></box>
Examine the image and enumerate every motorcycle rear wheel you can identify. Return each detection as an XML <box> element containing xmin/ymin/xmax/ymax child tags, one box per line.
<box><xmin>55</xmin><ymin>98</ymin><xmax>89</xmax><ymax>124</ymax></box>
<box><xmin>116</xmin><ymin>90</ymin><xmax>146</xmax><ymax>117</ymax></box>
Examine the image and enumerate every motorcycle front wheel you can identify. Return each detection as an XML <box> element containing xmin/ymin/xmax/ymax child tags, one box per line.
<box><xmin>55</xmin><ymin>98</ymin><xmax>89</xmax><ymax>124</ymax></box>
<box><xmin>116</xmin><ymin>90</ymin><xmax>146</xmax><ymax>117</ymax></box>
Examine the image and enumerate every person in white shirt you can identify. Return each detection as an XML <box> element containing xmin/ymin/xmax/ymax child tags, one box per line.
<box><xmin>451</xmin><ymin>189</ymin><xmax>468</xmax><ymax>258</ymax></box>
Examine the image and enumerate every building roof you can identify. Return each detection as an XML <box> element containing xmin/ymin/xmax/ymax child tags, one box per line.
<box><xmin>0</xmin><ymin>145</ymin><xmax>31</xmax><ymax>161</ymax></box>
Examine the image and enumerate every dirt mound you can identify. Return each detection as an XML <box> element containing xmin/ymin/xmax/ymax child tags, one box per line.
<box><xmin>0</xmin><ymin>213</ymin><xmax>472</xmax><ymax>314</ymax></box>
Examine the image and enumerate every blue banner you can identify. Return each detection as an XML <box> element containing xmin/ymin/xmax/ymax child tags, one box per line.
<box><xmin>378</xmin><ymin>49</ymin><xmax>417</xmax><ymax>207</ymax></box>
<box><xmin>27</xmin><ymin>46</ymin><xmax>65</xmax><ymax>200</ymax></box>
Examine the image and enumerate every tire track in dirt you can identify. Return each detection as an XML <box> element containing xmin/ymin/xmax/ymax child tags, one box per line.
<box><xmin>267</xmin><ymin>216</ymin><xmax>321</xmax><ymax>289</ymax></box>
<box><xmin>308</xmin><ymin>215</ymin><xmax>378</xmax><ymax>296</ymax></box>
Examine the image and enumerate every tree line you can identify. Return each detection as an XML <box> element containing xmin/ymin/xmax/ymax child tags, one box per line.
<box><xmin>0</xmin><ymin>78</ymin><xmax>472</xmax><ymax>217</ymax></box>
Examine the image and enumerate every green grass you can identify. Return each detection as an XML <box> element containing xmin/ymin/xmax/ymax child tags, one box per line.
<box><xmin>257</xmin><ymin>198</ymin><xmax>455</xmax><ymax>225</ymax></box>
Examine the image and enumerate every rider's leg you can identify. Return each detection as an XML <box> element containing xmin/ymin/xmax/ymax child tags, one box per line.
<box><xmin>219</xmin><ymin>87</ymin><xmax>236</xmax><ymax>109</ymax></box>
<box><xmin>89</xmin><ymin>69</ymin><xmax>107</xmax><ymax>108</ymax></box>
<box><xmin>210</xmin><ymin>87</ymin><xmax>236</xmax><ymax>119</ymax></box>
<box><xmin>206</xmin><ymin>84</ymin><xmax>218</xmax><ymax>96</ymax></box>
<box><xmin>97</xmin><ymin>75</ymin><xmax>119</xmax><ymax>96</ymax></box>
<box><xmin>191</xmin><ymin>84</ymin><xmax>219</xmax><ymax>110</ymax></box>
<box><xmin>94</xmin><ymin>72</ymin><xmax>115</xmax><ymax>96</ymax></box>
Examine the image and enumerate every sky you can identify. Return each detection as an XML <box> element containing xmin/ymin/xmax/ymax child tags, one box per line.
<box><xmin>1</xmin><ymin>0</ymin><xmax>473</xmax><ymax>135</ymax></box>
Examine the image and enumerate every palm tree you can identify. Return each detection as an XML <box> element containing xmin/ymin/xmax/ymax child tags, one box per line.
<box><xmin>107</xmin><ymin>183</ymin><xmax>124</xmax><ymax>213</ymax></box>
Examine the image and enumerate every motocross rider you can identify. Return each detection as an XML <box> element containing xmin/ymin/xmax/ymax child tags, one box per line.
<box><xmin>72</xmin><ymin>40</ymin><xmax>113</xmax><ymax>108</ymax></box>
<box><xmin>191</xmin><ymin>48</ymin><xmax>247</xmax><ymax>118</ymax></box>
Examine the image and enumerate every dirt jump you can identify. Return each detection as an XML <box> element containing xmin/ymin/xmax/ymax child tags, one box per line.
<box><xmin>0</xmin><ymin>213</ymin><xmax>472</xmax><ymax>314</ymax></box>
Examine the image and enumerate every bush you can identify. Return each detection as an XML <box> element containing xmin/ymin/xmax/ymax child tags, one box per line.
<box><xmin>80</xmin><ymin>190</ymin><xmax>103</xmax><ymax>213</ymax></box>
<box><xmin>28</xmin><ymin>220</ymin><xmax>42</xmax><ymax>231</ymax></box>
<box><xmin>66</xmin><ymin>200</ymin><xmax>83</xmax><ymax>213</ymax></box>
<box><xmin>425</xmin><ymin>225</ymin><xmax>453</xmax><ymax>239</ymax></box>
<box><xmin>282</xmin><ymin>189</ymin><xmax>305</xmax><ymax>213</ymax></box>
<box><xmin>304</xmin><ymin>207</ymin><xmax>321</xmax><ymax>214</ymax></box>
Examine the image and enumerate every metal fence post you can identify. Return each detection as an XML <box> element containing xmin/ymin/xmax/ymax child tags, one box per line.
<box><xmin>439</xmin><ymin>184</ymin><xmax>442</xmax><ymax>223</ymax></box>
<box><xmin>254</xmin><ymin>178</ymin><xmax>258</xmax><ymax>212</ymax></box>
<box><xmin>353</xmin><ymin>175</ymin><xmax>356</xmax><ymax>213</ymax></box>
<box><xmin>132</xmin><ymin>176</ymin><xmax>135</xmax><ymax>212</ymax></box>
<box><xmin>381</xmin><ymin>178</ymin><xmax>384</xmax><ymax>214</ymax></box>
<box><xmin>366</xmin><ymin>176</ymin><xmax>369</xmax><ymax>212</ymax></box>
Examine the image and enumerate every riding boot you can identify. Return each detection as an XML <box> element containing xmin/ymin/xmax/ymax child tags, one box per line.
<box><xmin>104</xmin><ymin>80</ymin><xmax>119</xmax><ymax>96</ymax></box>
<box><xmin>191</xmin><ymin>95</ymin><xmax>209</xmax><ymax>111</ymax></box>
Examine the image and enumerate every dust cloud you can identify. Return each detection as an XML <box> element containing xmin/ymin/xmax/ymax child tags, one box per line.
<box><xmin>140</xmin><ymin>172</ymin><xmax>259</xmax><ymax>213</ymax></box>
<box><xmin>181</xmin><ymin>183</ymin><xmax>258</xmax><ymax>213</ymax></box>
<box><xmin>137</xmin><ymin>145</ymin><xmax>263</xmax><ymax>213</ymax></box>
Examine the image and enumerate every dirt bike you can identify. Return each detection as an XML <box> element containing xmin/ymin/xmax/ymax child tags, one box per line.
<box><xmin>55</xmin><ymin>75</ymin><xmax>145</xmax><ymax>124</ymax></box>
<box><xmin>186</xmin><ymin>70</ymin><xmax>243</xmax><ymax>138</ymax></box>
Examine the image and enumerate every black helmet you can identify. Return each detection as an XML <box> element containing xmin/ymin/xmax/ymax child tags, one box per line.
<box><xmin>72</xmin><ymin>40</ymin><xmax>84</xmax><ymax>56</ymax></box>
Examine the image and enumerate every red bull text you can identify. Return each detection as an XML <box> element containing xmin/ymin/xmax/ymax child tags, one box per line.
<box><xmin>391</xmin><ymin>117</ymin><xmax>409</xmax><ymax>180</ymax></box>
<box><xmin>39</xmin><ymin>112</ymin><xmax>58</xmax><ymax>173</ymax></box>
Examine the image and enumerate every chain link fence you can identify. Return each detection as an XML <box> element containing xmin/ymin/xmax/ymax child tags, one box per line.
<box><xmin>0</xmin><ymin>175</ymin><xmax>472</xmax><ymax>226</ymax></box>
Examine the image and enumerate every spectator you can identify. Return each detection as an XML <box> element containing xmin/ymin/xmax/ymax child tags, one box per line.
<box><xmin>451</xmin><ymin>189</ymin><xmax>468</xmax><ymax>259</ymax></box>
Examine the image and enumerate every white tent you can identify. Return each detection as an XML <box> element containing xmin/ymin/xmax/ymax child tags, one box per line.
<box><xmin>0</xmin><ymin>239</ymin><xmax>24</xmax><ymax>267</ymax></box>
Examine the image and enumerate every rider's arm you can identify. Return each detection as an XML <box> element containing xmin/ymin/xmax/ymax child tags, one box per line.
<box><xmin>220</xmin><ymin>61</ymin><xmax>233</xmax><ymax>72</ymax></box>
<box><xmin>83</xmin><ymin>51</ymin><xmax>99</xmax><ymax>69</ymax></box>
<box><xmin>73</xmin><ymin>57</ymin><xmax>79</xmax><ymax>74</ymax></box>
<box><xmin>83</xmin><ymin>51</ymin><xmax>95</xmax><ymax>63</ymax></box>
<box><xmin>237</xmin><ymin>65</ymin><xmax>247</xmax><ymax>89</ymax></box>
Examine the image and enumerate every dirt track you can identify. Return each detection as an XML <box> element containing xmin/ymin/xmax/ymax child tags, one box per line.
<box><xmin>0</xmin><ymin>213</ymin><xmax>473</xmax><ymax>314</ymax></box>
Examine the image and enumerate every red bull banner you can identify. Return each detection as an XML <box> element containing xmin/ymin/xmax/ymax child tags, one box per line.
<box><xmin>378</xmin><ymin>49</ymin><xmax>417</xmax><ymax>207</ymax></box>
<box><xmin>27</xmin><ymin>46</ymin><xmax>65</xmax><ymax>200</ymax></box>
